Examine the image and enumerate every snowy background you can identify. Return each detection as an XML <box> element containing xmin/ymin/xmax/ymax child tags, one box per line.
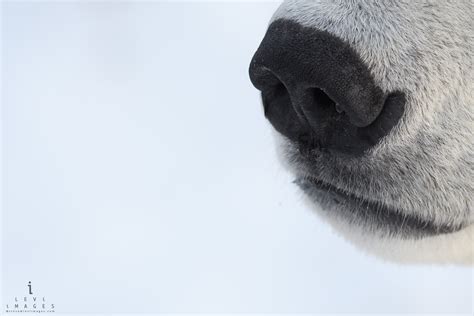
<box><xmin>2</xmin><ymin>1</ymin><xmax>473</xmax><ymax>313</ymax></box>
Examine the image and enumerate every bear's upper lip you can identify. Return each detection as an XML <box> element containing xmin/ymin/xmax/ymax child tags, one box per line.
<box><xmin>295</xmin><ymin>177</ymin><xmax>464</xmax><ymax>238</ymax></box>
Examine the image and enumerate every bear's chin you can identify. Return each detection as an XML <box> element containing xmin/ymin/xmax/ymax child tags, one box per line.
<box><xmin>296</xmin><ymin>178</ymin><xmax>474</xmax><ymax>265</ymax></box>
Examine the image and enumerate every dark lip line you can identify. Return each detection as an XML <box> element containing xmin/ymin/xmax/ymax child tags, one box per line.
<box><xmin>298</xmin><ymin>177</ymin><xmax>463</xmax><ymax>237</ymax></box>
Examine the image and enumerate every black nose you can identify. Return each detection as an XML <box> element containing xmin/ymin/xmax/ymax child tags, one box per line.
<box><xmin>249</xmin><ymin>20</ymin><xmax>405</xmax><ymax>156</ymax></box>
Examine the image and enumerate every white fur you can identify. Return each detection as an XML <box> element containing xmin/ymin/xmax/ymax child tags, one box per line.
<box><xmin>302</xmin><ymin>193</ymin><xmax>474</xmax><ymax>265</ymax></box>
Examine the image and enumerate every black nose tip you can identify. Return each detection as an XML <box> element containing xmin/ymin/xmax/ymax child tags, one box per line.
<box><xmin>249</xmin><ymin>19</ymin><xmax>405</xmax><ymax>155</ymax></box>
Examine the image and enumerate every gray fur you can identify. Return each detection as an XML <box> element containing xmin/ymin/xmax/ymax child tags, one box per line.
<box><xmin>263</xmin><ymin>0</ymin><xmax>473</xmax><ymax>262</ymax></box>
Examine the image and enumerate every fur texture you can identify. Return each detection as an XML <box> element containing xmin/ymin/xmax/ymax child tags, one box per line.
<box><xmin>254</xmin><ymin>0</ymin><xmax>473</xmax><ymax>264</ymax></box>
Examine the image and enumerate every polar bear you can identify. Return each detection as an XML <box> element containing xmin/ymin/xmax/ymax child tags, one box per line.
<box><xmin>249</xmin><ymin>0</ymin><xmax>473</xmax><ymax>265</ymax></box>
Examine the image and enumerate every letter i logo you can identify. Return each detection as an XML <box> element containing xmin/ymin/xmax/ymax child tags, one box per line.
<box><xmin>28</xmin><ymin>281</ymin><xmax>33</xmax><ymax>295</ymax></box>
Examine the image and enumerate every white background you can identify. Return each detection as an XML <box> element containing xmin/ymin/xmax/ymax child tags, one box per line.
<box><xmin>2</xmin><ymin>1</ymin><xmax>473</xmax><ymax>313</ymax></box>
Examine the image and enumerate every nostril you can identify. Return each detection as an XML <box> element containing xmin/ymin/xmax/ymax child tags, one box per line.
<box><xmin>261</xmin><ymin>80</ymin><xmax>290</xmax><ymax>116</ymax></box>
<box><xmin>259</xmin><ymin>73</ymin><xmax>288</xmax><ymax>102</ymax></box>
<box><xmin>303</xmin><ymin>88</ymin><xmax>345</xmax><ymax>122</ymax></box>
<box><xmin>269</xmin><ymin>82</ymin><xmax>287</xmax><ymax>98</ymax></box>
<box><xmin>312</xmin><ymin>88</ymin><xmax>336</xmax><ymax>110</ymax></box>
<box><xmin>252</xmin><ymin>67</ymin><xmax>314</xmax><ymax>143</ymax></box>
<box><xmin>249</xmin><ymin>65</ymin><xmax>291</xmax><ymax>113</ymax></box>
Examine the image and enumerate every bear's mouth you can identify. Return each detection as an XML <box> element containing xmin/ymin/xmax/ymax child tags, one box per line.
<box><xmin>296</xmin><ymin>177</ymin><xmax>463</xmax><ymax>238</ymax></box>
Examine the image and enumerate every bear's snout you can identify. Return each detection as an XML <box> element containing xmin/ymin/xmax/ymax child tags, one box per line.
<box><xmin>249</xmin><ymin>19</ymin><xmax>405</xmax><ymax>156</ymax></box>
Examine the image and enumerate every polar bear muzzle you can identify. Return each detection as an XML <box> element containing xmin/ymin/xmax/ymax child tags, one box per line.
<box><xmin>248</xmin><ymin>0</ymin><xmax>473</xmax><ymax>265</ymax></box>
